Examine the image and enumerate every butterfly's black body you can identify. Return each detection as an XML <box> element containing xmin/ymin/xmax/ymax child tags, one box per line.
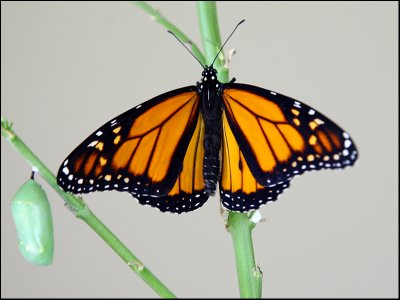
<box><xmin>197</xmin><ymin>67</ymin><xmax>224</xmax><ymax>195</ymax></box>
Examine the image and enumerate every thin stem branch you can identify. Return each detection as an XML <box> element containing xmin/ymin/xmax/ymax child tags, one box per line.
<box><xmin>1</xmin><ymin>118</ymin><xmax>85</xmax><ymax>213</ymax></box>
<box><xmin>133</xmin><ymin>1</ymin><xmax>206</xmax><ymax>66</ymax></box>
<box><xmin>1</xmin><ymin>118</ymin><xmax>176</xmax><ymax>298</ymax></box>
<box><xmin>228</xmin><ymin>212</ymin><xmax>260</xmax><ymax>298</ymax></box>
<box><xmin>196</xmin><ymin>2</ymin><xmax>262</xmax><ymax>297</ymax></box>
<box><xmin>196</xmin><ymin>1</ymin><xmax>229</xmax><ymax>83</ymax></box>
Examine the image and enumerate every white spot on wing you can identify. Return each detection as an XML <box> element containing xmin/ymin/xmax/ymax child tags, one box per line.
<box><xmin>88</xmin><ymin>140</ymin><xmax>98</xmax><ymax>147</ymax></box>
<box><xmin>344</xmin><ymin>140</ymin><xmax>352</xmax><ymax>148</ymax></box>
<box><xmin>293</xmin><ymin>101</ymin><xmax>301</xmax><ymax>108</ymax></box>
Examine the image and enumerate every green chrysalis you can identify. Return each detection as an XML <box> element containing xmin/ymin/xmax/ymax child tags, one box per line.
<box><xmin>11</xmin><ymin>178</ymin><xmax>54</xmax><ymax>266</ymax></box>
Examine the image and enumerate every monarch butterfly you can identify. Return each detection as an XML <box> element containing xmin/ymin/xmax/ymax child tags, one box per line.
<box><xmin>57</xmin><ymin>21</ymin><xmax>357</xmax><ymax>214</ymax></box>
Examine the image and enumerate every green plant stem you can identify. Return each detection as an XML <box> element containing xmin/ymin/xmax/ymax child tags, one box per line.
<box><xmin>133</xmin><ymin>1</ymin><xmax>206</xmax><ymax>66</ymax></box>
<box><xmin>1</xmin><ymin>118</ymin><xmax>176</xmax><ymax>298</ymax></box>
<box><xmin>1</xmin><ymin>119</ymin><xmax>85</xmax><ymax>213</ymax></box>
<box><xmin>196</xmin><ymin>1</ymin><xmax>228</xmax><ymax>82</ymax></box>
<box><xmin>196</xmin><ymin>2</ymin><xmax>262</xmax><ymax>298</ymax></box>
<box><xmin>254</xmin><ymin>265</ymin><xmax>263</xmax><ymax>298</ymax></box>
<box><xmin>228</xmin><ymin>213</ymin><xmax>260</xmax><ymax>298</ymax></box>
<box><xmin>81</xmin><ymin>208</ymin><xmax>176</xmax><ymax>298</ymax></box>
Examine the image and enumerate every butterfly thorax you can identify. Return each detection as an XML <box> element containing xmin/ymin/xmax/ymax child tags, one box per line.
<box><xmin>197</xmin><ymin>67</ymin><xmax>223</xmax><ymax>196</ymax></box>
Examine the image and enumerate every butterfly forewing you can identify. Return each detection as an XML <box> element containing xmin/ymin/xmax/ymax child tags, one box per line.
<box><xmin>57</xmin><ymin>86</ymin><xmax>202</xmax><ymax>202</ymax></box>
<box><xmin>222</xmin><ymin>83</ymin><xmax>358</xmax><ymax>188</ymax></box>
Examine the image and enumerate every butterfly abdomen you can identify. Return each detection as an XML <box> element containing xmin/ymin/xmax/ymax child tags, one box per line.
<box><xmin>203</xmin><ymin>119</ymin><xmax>221</xmax><ymax>195</ymax></box>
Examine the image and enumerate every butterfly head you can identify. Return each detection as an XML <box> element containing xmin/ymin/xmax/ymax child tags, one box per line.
<box><xmin>197</xmin><ymin>66</ymin><xmax>221</xmax><ymax>93</ymax></box>
<box><xmin>202</xmin><ymin>66</ymin><xmax>218</xmax><ymax>80</ymax></box>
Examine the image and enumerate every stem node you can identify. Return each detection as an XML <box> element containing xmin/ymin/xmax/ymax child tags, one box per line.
<box><xmin>128</xmin><ymin>260</ymin><xmax>145</xmax><ymax>272</ymax></box>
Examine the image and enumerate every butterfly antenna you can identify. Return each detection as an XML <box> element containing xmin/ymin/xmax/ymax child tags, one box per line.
<box><xmin>211</xmin><ymin>19</ymin><xmax>245</xmax><ymax>67</ymax></box>
<box><xmin>168</xmin><ymin>30</ymin><xmax>205</xmax><ymax>68</ymax></box>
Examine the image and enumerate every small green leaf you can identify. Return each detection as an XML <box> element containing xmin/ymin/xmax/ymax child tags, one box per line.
<box><xmin>11</xmin><ymin>179</ymin><xmax>54</xmax><ymax>266</ymax></box>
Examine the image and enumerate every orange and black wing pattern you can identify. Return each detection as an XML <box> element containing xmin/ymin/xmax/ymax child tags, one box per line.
<box><xmin>220</xmin><ymin>83</ymin><xmax>357</xmax><ymax>211</ymax></box>
<box><xmin>135</xmin><ymin>113</ymin><xmax>207</xmax><ymax>213</ymax></box>
<box><xmin>221</xmin><ymin>111</ymin><xmax>291</xmax><ymax>211</ymax></box>
<box><xmin>57</xmin><ymin>86</ymin><xmax>208</xmax><ymax>213</ymax></box>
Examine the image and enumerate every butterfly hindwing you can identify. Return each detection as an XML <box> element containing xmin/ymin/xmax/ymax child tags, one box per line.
<box><xmin>222</xmin><ymin>83</ymin><xmax>358</xmax><ymax>187</ymax></box>
<box><xmin>134</xmin><ymin>113</ymin><xmax>209</xmax><ymax>213</ymax></box>
<box><xmin>220</xmin><ymin>111</ymin><xmax>291</xmax><ymax>211</ymax></box>
<box><xmin>57</xmin><ymin>86</ymin><xmax>203</xmax><ymax>203</ymax></box>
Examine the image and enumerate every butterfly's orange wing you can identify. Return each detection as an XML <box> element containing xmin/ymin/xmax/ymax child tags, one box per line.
<box><xmin>135</xmin><ymin>113</ymin><xmax>208</xmax><ymax>213</ymax></box>
<box><xmin>57</xmin><ymin>86</ymin><xmax>208</xmax><ymax>213</ymax></box>
<box><xmin>220</xmin><ymin>83</ymin><xmax>357</xmax><ymax>211</ymax></box>
<box><xmin>221</xmin><ymin>111</ymin><xmax>291</xmax><ymax>211</ymax></box>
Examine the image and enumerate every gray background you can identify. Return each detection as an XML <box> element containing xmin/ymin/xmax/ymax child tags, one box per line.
<box><xmin>1</xmin><ymin>1</ymin><xmax>398</xmax><ymax>298</ymax></box>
